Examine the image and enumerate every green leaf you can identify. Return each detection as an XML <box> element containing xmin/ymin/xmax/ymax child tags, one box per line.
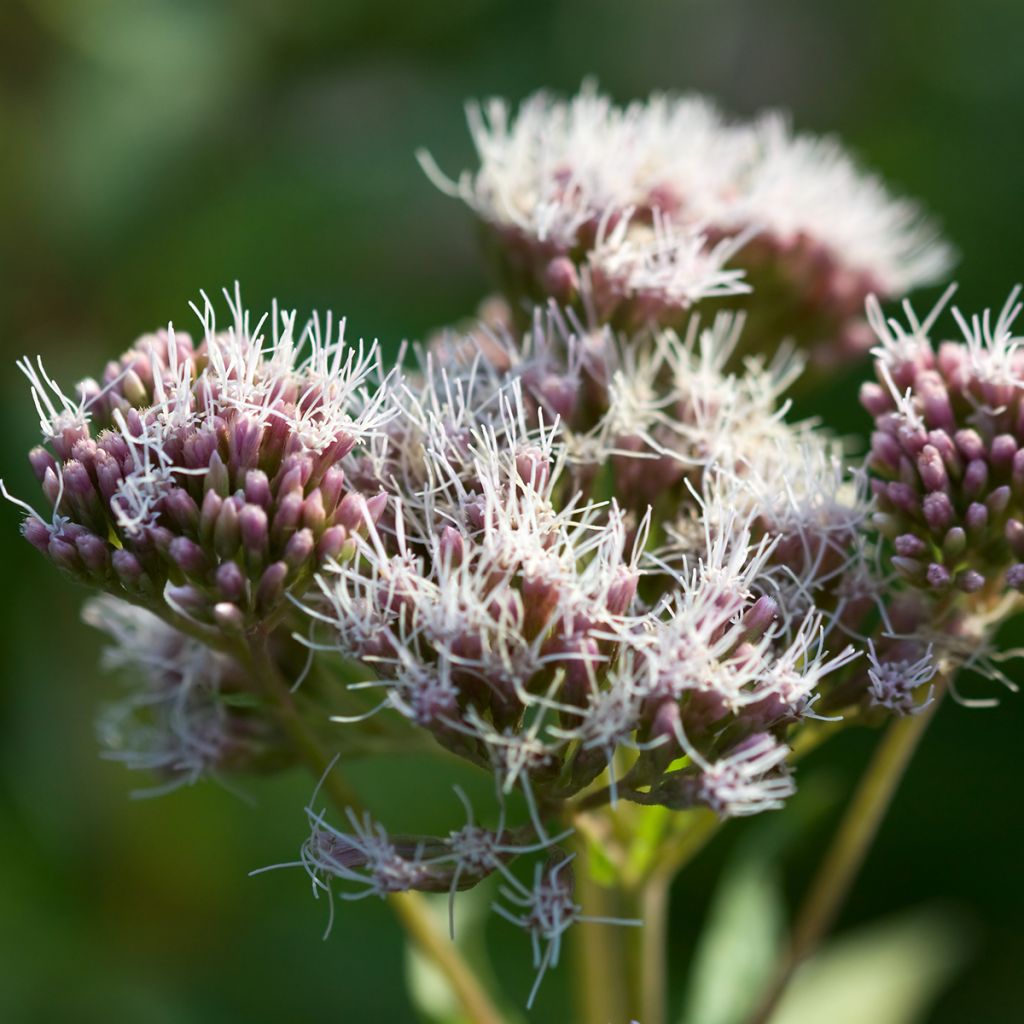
<box><xmin>679</xmin><ymin>842</ymin><xmax>785</xmax><ymax>1024</ymax></box>
<box><xmin>769</xmin><ymin>908</ymin><xmax>971</xmax><ymax>1024</ymax></box>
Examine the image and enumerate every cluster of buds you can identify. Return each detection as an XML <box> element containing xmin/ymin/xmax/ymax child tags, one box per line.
<box><xmin>8</xmin><ymin>288</ymin><xmax>390</xmax><ymax>633</ymax></box>
<box><xmin>422</xmin><ymin>83</ymin><xmax>952</xmax><ymax>361</ymax></box>
<box><xmin>863</xmin><ymin>286</ymin><xmax>1024</xmax><ymax>606</ymax></box>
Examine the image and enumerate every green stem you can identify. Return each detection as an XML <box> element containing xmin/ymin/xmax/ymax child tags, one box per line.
<box><xmin>626</xmin><ymin>868</ymin><xmax>673</xmax><ymax>1024</ymax></box>
<box><xmin>244</xmin><ymin>629</ymin><xmax>505</xmax><ymax>1024</ymax></box>
<box><xmin>749</xmin><ymin>683</ymin><xmax>945</xmax><ymax>1024</ymax></box>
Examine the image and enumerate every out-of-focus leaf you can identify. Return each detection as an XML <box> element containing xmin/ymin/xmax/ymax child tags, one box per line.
<box><xmin>770</xmin><ymin>908</ymin><xmax>971</xmax><ymax>1024</ymax></box>
<box><xmin>678</xmin><ymin>843</ymin><xmax>785</xmax><ymax>1024</ymax></box>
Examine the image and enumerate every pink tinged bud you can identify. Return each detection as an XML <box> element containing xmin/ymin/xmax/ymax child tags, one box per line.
<box><xmin>319</xmin><ymin>469</ymin><xmax>346</xmax><ymax>518</ymax></box>
<box><xmin>42</xmin><ymin>466</ymin><xmax>61</xmax><ymax>507</ymax></box>
<box><xmin>149</xmin><ymin>526</ymin><xmax>174</xmax><ymax>555</ymax></box>
<box><xmin>956</xmin><ymin>569</ymin><xmax>986</xmax><ymax>594</ymax></box>
<box><xmin>990</xmin><ymin>435</ymin><xmax>1017</xmax><ymax>474</ymax></box>
<box><xmin>95</xmin><ymin>452</ymin><xmax>123</xmax><ymax>502</ymax></box>
<box><xmin>647</xmin><ymin>699</ymin><xmax>683</xmax><ymax>765</ymax></box>
<box><xmin>284</xmin><ymin>528</ymin><xmax>315</xmax><ymax>569</ymax></box>
<box><xmin>28</xmin><ymin>447</ymin><xmax>57</xmax><ymax>483</ymax></box>
<box><xmin>515</xmin><ymin>447</ymin><xmax>550</xmax><ymax>490</ymax></box>
<box><xmin>256</xmin><ymin>561</ymin><xmax>288</xmax><ymax>614</ymax></box>
<box><xmin>22</xmin><ymin>517</ymin><xmax>52</xmax><ymax>553</ymax></box>
<box><xmin>885</xmin><ymin>482</ymin><xmax>918</xmax><ymax>515</ymax></box>
<box><xmin>963</xmin><ymin>459</ymin><xmax>989</xmax><ymax>500</ymax></box>
<box><xmin>926</xmin><ymin>563</ymin><xmax>951</xmax><ymax>589</ymax></box>
<box><xmin>860</xmin><ymin>381</ymin><xmax>892</xmax><ymax>417</ymax></box>
<box><xmin>164</xmin><ymin>487</ymin><xmax>200</xmax><ymax>534</ymax></box>
<box><xmin>214</xmin><ymin>498</ymin><xmax>241</xmax><ymax>558</ymax></box>
<box><xmin>365</xmin><ymin>492</ymin><xmax>388</xmax><ymax>525</ymax></box>
<box><xmin>606</xmin><ymin>566</ymin><xmax>640</xmax><ymax>617</ymax></box>
<box><xmin>922</xmin><ymin>492</ymin><xmax>954</xmax><ymax>531</ymax></box>
<box><xmin>213</xmin><ymin>602</ymin><xmax>246</xmax><ymax>632</ymax></box>
<box><xmin>112</xmin><ymin>549</ymin><xmax>144</xmax><ymax>586</ymax></box>
<box><xmin>942</xmin><ymin>527</ymin><xmax>966</xmax><ymax>559</ymax></box>
<box><xmin>169</xmin><ymin>536</ymin><xmax>209</xmax><ymax>577</ymax></box>
<box><xmin>244</xmin><ymin>470</ymin><xmax>272</xmax><ymax>509</ymax></box>
<box><xmin>228</xmin><ymin>418</ymin><xmax>262</xmax><ymax>474</ymax></box>
<box><xmin>542</xmin><ymin>256</ymin><xmax>579</xmax><ymax>303</ymax></box>
<box><xmin>927</xmin><ymin>430</ymin><xmax>961</xmax><ymax>479</ymax></box>
<box><xmin>899</xmin><ymin>455</ymin><xmax>918</xmax><ymax>489</ymax></box>
<box><xmin>895</xmin><ymin>533</ymin><xmax>928</xmax><ymax>557</ymax></box>
<box><xmin>215</xmin><ymin>560</ymin><xmax>246</xmax><ymax>601</ymax></box>
<box><xmin>438</xmin><ymin>525</ymin><xmax>464</xmax><ymax>566</ymax></box>
<box><xmin>199</xmin><ymin>490</ymin><xmax>223</xmax><ymax>547</ymax></box>
<box><xmin>316</xmin><ymin>525</ymin><xmax>348</xmax><ymax>562</ymax></box>
<box><xmin>987</xmin><ymin>485</ymin><xmax>1011</xmax><ymax>516</ymax></box>
<box><xmin>334</xmin><ymin>492</ymin><xmax>367</xmax><ymax>532</ymax></box>
<box><xmin>204</xmin><ymin>452</ymin><xmax>230</xmax><ymax>498</ymax></box>
<box><xmin>742</xmin><ymin>595</ymin><xmax>778</xmax><ymax>639</ymax></box>
<box><xmin>965</xmin><ymin>502</ymin><xmax>989</xmax><ymax>537</ymax></box>
<box><xmin>919</xmin><ymin>377</ymin><xmax>954</xmax><ymax>431</ymax></box>
<box><xmin>239</xmin><ymin>504</ymin><xmax>269</xmax><ymax>559</ymax></box>
<box><xmin>75</xmin><ymin>533</ymin><xmax>110</xmax><ymax>573</ymax></box>
<box><xmin>183</xmin><ymin>430</ymin><xmax>217</xmax><ymax>471</ymax></box>
<box><xmin>1006</xmin><ymin>564</ymin><xmax>1024</xmax><ymax>591</ymax></box>
<box><xmin>869</xmin><ymin>431</ymin><xmax>902</xmax><ymax>472</ymax></box>
<box><xmin>917</xmin><ymin>445</ymin><xmax>947</xmax><ymax>492</ymax></box>
<box><xmin>48</xmin><ymin>535</ymin><xmax>80</xmax><ymax>573</ymax></box>
<box><xmin>1014</xmin><ymin>449</ymin><xmax>1024</xmax><ymax>492</ymax></box>
<box><xmin>1006</xmin><ymin>519</ymin><xmax>1024</xmax><ymax>557</ymax></box>
<box><xmin>271</xmin><ymin>490</ymin><xmax>303</xmax><ymax>545</ymax></box>
<box><xmin>301</xmin><ymin>489</ymin><xmax>326</xmax><ymax>532</ymax></box>
<box><xmin>954</xmin><ymin>429</ymin><xmax>985</xmax><ymax>461</ymax></box>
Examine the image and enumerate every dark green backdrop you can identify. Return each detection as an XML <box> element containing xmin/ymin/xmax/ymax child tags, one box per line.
<box><xmin>1</xmin><ymin>2</ymin><xmax>1021</xmax><ymax>1021</ymax></box>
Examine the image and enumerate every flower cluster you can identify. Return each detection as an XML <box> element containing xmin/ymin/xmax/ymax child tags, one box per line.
<box><xmin>8</xmin><ymin>288</ymin><xmax>390</xmax><ymax>633</ymax></box>
<box><xmin>862</xmin><ymin>286</ymin><xmax>1024</xmax><ymax>604</ymax></box>
<box><xmin>422</xmin><ymin>83</ymin><xmax>952</xmax><ymax>361</ymax></box>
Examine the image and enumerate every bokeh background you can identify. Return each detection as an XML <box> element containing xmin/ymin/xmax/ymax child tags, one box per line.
<box><xmin>1</xmin><ymin>2</ymin><xmax>1022</xmax><ymax>1022</ymax></box>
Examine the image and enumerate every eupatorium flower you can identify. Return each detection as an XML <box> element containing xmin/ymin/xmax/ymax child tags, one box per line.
<box><xmin>421</xmin><ymin>83</ymin><xmax>951</xmax><ymax>361</ymax></box>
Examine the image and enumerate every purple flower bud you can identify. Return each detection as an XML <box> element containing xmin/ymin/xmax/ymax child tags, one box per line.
<box><xmin>75</xmin><ymin>532</ymin><xmax>110</xmax><ymax>573</ymax></box>
<box><xmin>239</xmin><ymin>504</ymin><xmax>269</xmax><ymax>560</ymax></box>
<box><xmin>894</xmin><ymin>533</ymin><xmax>928</xmax><ymax>557</ymax></box>
<box><xmin>965</xmin><ymin>501</ymin><xmax>989</xmax><ymax>536</ymax></box>
<box><xmin>302</xmin><ymin>489</ymin><xmax>326</xmax><ymax>532</ymax></box>
<box><xmin>987</xmin><ymin>485</ymin><xmax>1011</xmax><ymax>516</ymax></box>
<box><xmin>228</xmin><ymin>417</ymin><xmax>262</xmax><ymax>474</ymax></box>
<box><xmin>1006</xmin><ymin>564</ymin><xmax>1024</xmax><ymax>591</ymax></box>
<box><xmin>164</xmin><ymin>487</ymin><xmax>200</xmax><ymax>534</ymax></box>
<box><xmin>42</xmin><ymin>466</ymin><xmax>61</xmax><ymax>507</ymax></box>
<box><xmin>542</xmin><ymin>256</ymin><xmax>579</xmax><ymax>303</ymax></box>
<box><xmin>438</xmin><ymin>525</ymin><xmax>464</xmax><ymax>566</ymax></box>
<box><xmin>335</xmin><ymin>492</ymin><xmax>368</xmax><ymax>532</ymax></box>
<box><xmin>926</xmin><ymin>429</ymin><xmax>961</xmax><ymax>479</ymax></box>
<box><xmin>48</xmin><ymin>535</ymin><xmax>80</xmax><ymax>573</ymax></box>
<box><xmin>926</xmin><ymin>563</ymin><xmax>951</xmax><ymax>588</ymax></box>
<box><xmin>22</xmin><ymin>517</ymin><xmax>52</xmax><ymax>553</ymax></box>
<box><xmin>316</xmin><ymin>525</ymin><xmax>349</xmax><ymax>562</ymax></box>
<box><xmin>255</xmin><ymin>561</ymin><xmax>288</xmax><ymax>614</ymax></box>
<box><xmin>365</xmin><ymin>492</ymin><xmax>388</xmax><ymax>525</ymax></box>
<box><xmin>284</xmin><ymin>528</ymin><xmax>315</xmax><ymax>569</ymax></box>
<box><xmin>214</xmin><ymin>498</ymin><xmax>241</xmax><ymax>559</ymax></box>
<box><xmin>169</xmin><ymin>536</ymin><xmax>209</xmax><ymax>577</ymax></box>
<box><xmin>244</xmin><ymin>469</ymin><xmax>272</xmax><ymax>509</ymax></box>
<box><xmin>869</xmin><ymin>431</ymin><xmax>902</xmax><ymax>473</ymax></box>
<box><xmin>916</xmin><ymin>445</ymin><xmax>947</xmax><ymax>492</ymax></box>
<box><xmin>955</xmin><ymin>569</ymin><xmax>986</xmax><ymax>593</ymax></box>
<box><xmin>112</xmin><ymin>549</ymin><xmax>144</xmax><ymax>586</ymax></box>
<box><xmin>166</xmin><ymin>583</ymin><xmax>208</xmax><ymax>615</ymax></box>
<box><xmin>606</xmin><ymin>566</ymin><xmax>640</xmax><ymax>616</ymax></box>
<box><xmin>28</xmin><ymin>447</ymin><xmax>57</xmax><ymax>483</ymax></box>
<box><xmin>954</xmin><ymin>429</ymin><xmax>985</xmax><ymax>461</ymax></box>
<box><xmin>990</xmin><ymin>434</ymin><xmax>1017</xmax><ymax>474</ymax></box>
<box><xmin>204</xmin><ymin>452</ymin><xmax>230</xmax><ymax>498</ymax></box>
<box><xmin>963</xmin><ymin>459</ymin><xmax>989</xmax><ymax>500</ymax></box>
<box><xmin>199</xmin><ymin>490</ymin><xmax>223</xmax><ymax>547</ymax></box>
<box><xmin>1006</xmin><ymin>519</ymin><xmax>1024</xmax><ymax>557</ymax></box>
<box><xmin>922</xmin><ymin>492</ymin><xmax>954</xmax><ymax>532</ymax></box>
<box><xmin>320</xmin><ymin>467</ymin><xmax>346</xmax><ymax>515</ymax></box>
<box><xmin>216</xmin><ymin>560</ymin><xmax>246</xmax><ymax>601</ymax></box>
<box><xmin>859</xmin><ymin>382</ymin><xmax>892</xmax><ymax>417</ymax></box>
<box><xmin>742</xmin><ymin>595</ymin><xmax>778</xmax><ymax>639</ymax></box>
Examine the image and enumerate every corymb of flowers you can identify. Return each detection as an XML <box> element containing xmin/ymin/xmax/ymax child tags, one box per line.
<box><xmin>5</xmin><ymin>84</ymin><xmax>1018</xmax><ymax>1017</ymax></box>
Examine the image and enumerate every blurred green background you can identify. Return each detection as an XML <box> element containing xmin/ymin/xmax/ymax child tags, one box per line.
<box><xmin>1</xmin><ymin>2</ymin><xmax>1023</xmax><ymax>1022</ymax></box>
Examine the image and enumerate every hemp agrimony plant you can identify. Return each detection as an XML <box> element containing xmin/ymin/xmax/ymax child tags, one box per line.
<box><xmin>6</xmin><ymin>85</ymin><xmax>1020</xmax><ymax>1022</ymax></box>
